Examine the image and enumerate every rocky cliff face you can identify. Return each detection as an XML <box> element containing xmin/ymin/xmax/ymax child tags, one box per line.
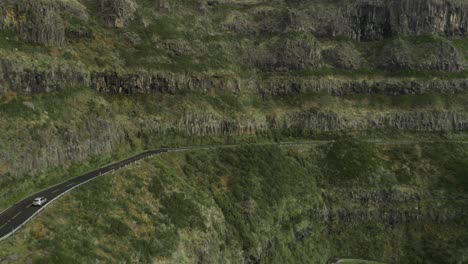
<box><xmin>256</xmin><ymin>77</ymin><xmax>468</xmax><ymax>97</ymax></box>
<box><xmin>93</xmin><ymin>72</ymin><xmax>242</xmax><ymax>94</ymax></box>
<box><xmin>95</xmin><ymin>72</ymin><xmax>468</xmax><ymax>97</ymax></box>
<box><xmin>0</xmin><ymin>58</ymin><xmax>89</xmax><ymax>95</ymax></box>
<box><xmin>0</xmin><ymin>117</ymin><xmax>128</xmax><ymax>177</ymax></box>
<box><xmin>0</xmin><ymin>0</ymin><xmax>66</xmax><ymax>46</ymax></box>
<box><xmin>0</xmin><ymin>0</ymin><xmax>466</xmax><ymax>95</ymax></box>
<box><xmin>2</xmin><ymin>103</ymin><xmax>467</xmax><ymax>179</ymax></box>
<box><xmin>308</xmin><ymin>0</ymin><xmax>468</xmax><ymax>40</ymax></box>
<box><xmin>251</xmin><ymin>33</ymin><xmax>323</xmax><ymax>72</ymax></box>
<box><xmin>1</xmin><ymin>0</ymin><xmax>468</xmax><ymax>181</ymax></box>
<box><xmin>99</xmin><ymin>0</ymin><xmax>136</xmax><ymax>28</ymax></box>
<box><xmin>377</xmin><ymin>38</ymin><xmax>465</xmax><ymax>72</ymax></box>
<box><xmin>0</xmin><ymin>2</ymin><xmax>466</xmax><ymax>261</ymax></box>
<box><xmin>388</xmin><ymin>0</ymin><xmax>468</xmax><ymax>37</ymax></box>
<box><xmin>3</xmin><ymin>65</ymin><xmax>468</xmax><ymax>98</ymax></box>
<box><xmin>1</xmin><ymin>144</ymin><xmax>466</xmax><ymax>263</ymax></box>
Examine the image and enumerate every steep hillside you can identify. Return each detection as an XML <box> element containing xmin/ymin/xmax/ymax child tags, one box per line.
<box><xmin>1</xmin><ymin>0</ymin><xmax>468</xmax><ymax>193</ymax></box>
<box><xmin>0</xmin><ymin>0</ymin><xmax>467</xmax><ymax>262</ymax></box>
<box><xmin>0</xmin><ymin>0</ymin><xmax>468</xmax><ymax>96</ymax></box>
<box><xmin>0</xmin><ymin>143</ymin><xmax>466</xmax><ymax>263</ymax></box>
<box><xmin>1</xmin><ymin>88</ymin><xmax>468</xmax><ymax>214</ymax></box>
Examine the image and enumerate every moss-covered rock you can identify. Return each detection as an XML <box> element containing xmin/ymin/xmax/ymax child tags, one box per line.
<box><xmin>99</xmin><ymin>0</ymin><xmax>137</xmax><ymax>28</ymax></box>
<box><xmin>323</xmin><ymin>42</ymin><xmax>365</xmax><ymax>70</ymax></box>
<box><xmin>0</xmin><ymin>144</ymin><xmax>467</xmax><ymax>263</ymax></box>
<box><xmin>1</xmin><ymin>0</ymin><xmax>65</xmax><ymax>46</ymax></box>
<box><xmin>252</xmin><ymin>33</ymin><xmax>322</xmax><ymax>72</ymax></box>
<box><xmin>378</xmin><ymin>37</ymin><xmax>465</xmax><ymax>72</ymax></box>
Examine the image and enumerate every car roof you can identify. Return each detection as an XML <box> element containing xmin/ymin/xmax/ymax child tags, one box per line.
<box><xmin>34</xmin><ymin>197</ymin><xmax>45</xmax><ymax>200</ymax></box>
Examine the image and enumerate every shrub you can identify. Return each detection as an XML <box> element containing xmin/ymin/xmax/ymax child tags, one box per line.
<box><xmin>324</xmin><ymin>137</ymin><xmax>380</xmax><ymax>182</ymax></box>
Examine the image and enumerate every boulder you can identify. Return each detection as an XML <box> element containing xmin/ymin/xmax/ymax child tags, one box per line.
<box><xmin>99</xmin><ymin>0</ymin><xmax>137</xmax><ymax>28</ymax></box>
<box><xmin>323</xmin><ymin>42</ymin><xmax>365</xmax><ymax>70</ymax></box>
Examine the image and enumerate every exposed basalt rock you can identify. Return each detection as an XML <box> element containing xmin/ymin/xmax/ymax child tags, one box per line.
<box><xmin>3</xmin><ymin>64</ymin><xmax>468</xmax><ymax>98</ymax></box>
<box><xmin>388</xmin><ymin>0</ymin><xmax>468</xmax><ymax>37</ymax></box>
<box><xmin>0</xmin><ymin>59</ymin><xmax>89</xmax><ymax>96</ymax></box>
<box><xmin>356</xmin><ymin>0</ymin><xmax>468</xmax><ymax>39</ymax></box>
<box><xmin>1</xmin><ymin>0</ymin><xmax>65</xmax><ymax>46</ymax></box>
<box><xmin>4</xmin><ymin>107</ymin><xmax>467</xmax><ymax>178</ymax></box>
<box><xmin>283</xmin><ymin>110</ymin><xmax>468</xmax><ymax>132</ymax></box>
<box><xmin>251</xmin><ymin>33</ymin><xmax>322</xmax><ymax>72</ymax></box>
<box><xmin>65</xmin><ymin>26</ymin><xmax>94</xmax><ymax>40</ymax></box>
<box><xmin>253</xmin><ymin>7</ymin><xmax>294</xmax><ymax>36</ymax></box>
<box><xmin>323</xmin><ymin>42</ymin><xmax>365</xmax><ymax>70</ymax></box>
<box><xmin>296</xmin><ymin>0</ymin><xmax>468</xmax><ymax>40</ymax></box>
<box><xmin>93</xmin><ymin>72</ymin><xmax>242</xmax><ymax>94</ymax></box>
<box><xmin>284</xmin><ymin>187</ymin><xmax>467</xmax><ymax>261</ymax></box>
<box><xmin>348</xmin><ymin>0</ymin><xmax>468</xmax><ymax>40</ymax></box>
<box><xmin>375</xmin><ymin>111</ymin><xmax>468</xmax><ymax>131</ymax></box>
<box><xmin>99</xmin><ymin>0</ymin><xmax>137</xmax><ymax>28</ymax></box>
<box><xmin>155</xmin><ymin>110</ymin><xmax>468</xmax><ymax>139</ymax></box>
<box><xmin>377</xmin><ymin>38</ymin><xmax>414</xmax><ymax>71</ymax></box>
<box><xmin>312</xmin><ymin>188</ymin><xmax>467</xmax><ymax>226</ymax></box>
<box><xmin>308</xmin><ymin>207</ymin><xmax>466</xmax><ymax>227</ymax></box>
<box><xmin>0</xmin><ymin>117</ymin><xmax>130</xmax><ymax>178</ymax></box>
<box><xmin>351</xmin><ymin>1</ymin><xmax>393</xmax><ymax>41</ymax></box>
<box><xmin>378</xmin><ymin>38</ymin><xmax>465</xmax><ymax>72</ymax></box>
<box><xmin>256</xmin><ymin>77</ymin><xmax>468</xmax><ymax>97</ymax></box>
<box><xmin>174</xmin><ymin>112</ymin><xmax>263</xmax><ymax>136</ymax></box>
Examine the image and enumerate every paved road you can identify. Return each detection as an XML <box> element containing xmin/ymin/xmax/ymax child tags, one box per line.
<box><xmin>0</xmin><ymin>142</ymin><xmax>325</xmax><ymax>242</ymax></box>
<box><xmin>0</xmin><ymin>148</ymin><xmax>174</xmax><ymax>242</ymax></box>
<box><xmin>0</xmin><ymin>139</ymin><xmax>464</xmax><ymax>242</ymax></box>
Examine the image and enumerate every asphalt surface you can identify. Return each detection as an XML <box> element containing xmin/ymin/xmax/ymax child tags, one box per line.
<box><xmin>0</xmin><ymin>142</ymin><xmax>313</xmax><ymax>242</ymax></box>
<box><xmin>1</xmin><ymin>139</ymin><xmax>461</xmax><ymax>242</ymax></box>
<box><xmin>0</xmin><ymin>148</ymin><xmax>173</xmax><ymax>242</ymax></box>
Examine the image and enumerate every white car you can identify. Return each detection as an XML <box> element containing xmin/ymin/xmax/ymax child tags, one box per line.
<box><xmin>32</xmin><ymin>197</ymin><xmax>47</xmax><ymax>206</ymax></box>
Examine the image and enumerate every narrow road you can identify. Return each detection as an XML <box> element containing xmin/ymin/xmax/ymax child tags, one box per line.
<box><xmin>0</xmin><ymin>142</ymin><xmax>308</xmax><ymax>242</ymax></box>
<box><xmin>0</xmin><ymin>139</ymin><xmax>465</xmax><ymax>242</ymax></box>
<box><xmin>0</xmin><ymin>148</ymin><xmax>173</xmax><ymax>242</ymax></box>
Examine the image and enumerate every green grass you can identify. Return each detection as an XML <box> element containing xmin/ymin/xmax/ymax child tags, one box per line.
<box><xmin>452</xmin><ymin>37</ymin><xmax>468</xmax><ymax>60</ymax></box>
<box><xmin>2</xmin><ymin>0</ymin><xmax>468</xmax><ymax>77</ymax></box>
<box><xmin>2</xmin><ymin>87</ymin><xmax>468</xmax><ymax>214</ymax></box>
<box><xmin>0</xmin><ymin>145</ymin><xmax>139</xmax><ymax>212</ymax></box>
<box><xmin>323</xmin><ymin>137</ymin><xmax>380</xmax><ymax>183</ymax></box>
<box><xmin>0</xmin><ymin>143</ymin><xmax>467</xmax><ymax>263</ymax></box>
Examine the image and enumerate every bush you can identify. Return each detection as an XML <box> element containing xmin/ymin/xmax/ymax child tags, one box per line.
<box><xmin>446</xmin><ymin>159</ymin><xmax>468</xmax><ymax>191</ymax></box>
<box><xmin>159</xmin><ymin>192</ymin><xmax>204</xmax><ymax>229</ymax></box>
<box><xmin>324</xmin><ymin>137</ymin><xmax>380</xmax><ymax>182</ymax></box>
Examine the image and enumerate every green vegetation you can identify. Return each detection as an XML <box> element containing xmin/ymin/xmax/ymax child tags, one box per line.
<box><xmin>0</xmin><ymin>143</ymin><xmax>466</xmax><ymax>263</ymax></box>
<box><xmin>324</xmin><ymin>137</ymin><xmax>380</xmax><ymax>182</ymax></box>
<box><xmin>0</xmin><ymin>1</ymin><xmax>467</xmax><ymax>262</ymax></box>
<box><xmin>1</xmin><ymin>0</ymin><xmax>467</xmax><ymax>78</ymax></box>
<box><xmin>2</xmin><ymin>87</ymin><xmax>468</xmax><ymax>212</ymax></box>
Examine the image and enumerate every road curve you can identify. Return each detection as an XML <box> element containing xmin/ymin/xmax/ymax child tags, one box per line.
<box><xmin>0</xmin><ymin>148</ymin><xmax>177</xmax><ymax>242</ymax></box>
<box><xmin>0</xmin><ymin>142</ymin><xmax>320</xmax><ymax>242</ymax></box>
<box><xmin>1</xmin><ymin>139</ymin><xmax>462</xmax><ymax>242</ymax></box>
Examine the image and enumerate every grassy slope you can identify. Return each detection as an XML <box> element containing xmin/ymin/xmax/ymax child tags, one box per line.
<box><xmin>2</xmin><ymin>88</ymin><xmax>468</xmax><ymax>212</ymax></box>
<box><xmin>1</xmin><ymin>0</ymin><xmax>468</xmax><ymax>78</ymax></box>
<box><xmin>0</xmin><ymin>142</ymin><xmax>466</xmax><ymax>263</ymax></box>
<box><xmin>0</xmin><ymin>1</ymin><xmax>467</xmax><ymax>261</ymax></box>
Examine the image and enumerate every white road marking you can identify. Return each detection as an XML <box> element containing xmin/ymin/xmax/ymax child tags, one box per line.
<box><xmin>11</xmin><ymin>211</ymin><xmax>21</xmax><ymax>220</ymax></box>
<box><xmin>52</xmin><ymin>189</ymin><xmax>60</xmax><ymax>194</ymax></box>
<box><xmin>0</xmin><ymin>146</ymin><xmax>245</xmax><ymax>241</ymax></box>
<box><xmin>0</xmin><ymin>223</ymin><xmax>7</xmax><ymax>230</ymax></box>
